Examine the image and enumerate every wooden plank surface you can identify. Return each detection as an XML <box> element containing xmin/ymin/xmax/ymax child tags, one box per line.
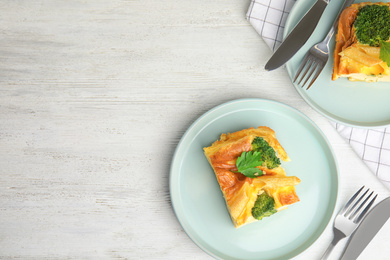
<box><xmin>1</xmin><ymin>0</ymin><xmax>390</xmax><ymax>259</ymax></box>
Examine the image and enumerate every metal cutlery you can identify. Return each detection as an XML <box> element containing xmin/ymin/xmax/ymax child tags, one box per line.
<box><xmin>294</xmin><ymin>0</ymin><xmax>355</xmax><ymax>90</ymax></box>
<box><xmin>321</xmin><ymin>186</ymin><xmax>377</xmax><ymax>260</ymax></box>
<box><xmin>341</xmin><ymin>196</ymin><xmax>390</xmax><ymax>260</ymax></box>
<box><xmin>265</xmin><ymin>0</ymin><xmax>329</xmax><ymax>71</ymax></box>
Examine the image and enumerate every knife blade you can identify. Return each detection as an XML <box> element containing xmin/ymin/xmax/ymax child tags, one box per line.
<box><xmin>265</xmin><ymin>0</ymin><xmax>329</xmax><ymax>71</ymax></box>
<box><xmin>341</xmin><ymin>196</ymin><xmax>390</xmax><ymax>260</ymax></box>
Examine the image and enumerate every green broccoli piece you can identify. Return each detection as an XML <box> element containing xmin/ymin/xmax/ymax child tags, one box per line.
<box><xmin>251</xmin><ymin>192</ymin><xmax>277</xmax><ymax>220</ymax></box>
<box><xmin>251</xmin><ymin>137</ymin><xmax>281</xmax><ymax>169</ymax></box>
<box><xmin>354</xmin><ymin>5</ymin><xmax>390</xmax><ymax>46</ymax></box>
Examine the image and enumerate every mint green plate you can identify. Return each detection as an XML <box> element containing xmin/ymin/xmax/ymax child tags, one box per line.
<box><xmin>170</xmin><ymin>99</ymin><xmax>339</xmax><ymax>260</ymax></box>
<box><xmin>285</xmin><ymin>0</ymin><xmax>390</xmax><ymax>128</ymax></box>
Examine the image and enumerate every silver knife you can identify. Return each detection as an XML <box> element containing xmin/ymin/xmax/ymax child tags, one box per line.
<box><xmin>341</xmin><ymin>196</ymin><xmax>390</xmax><ymax>260</ymax></box>
<box><xmin>265</xmin><ymin>0</ymin><xmax>329</xmax><ymax>71</ymax></box>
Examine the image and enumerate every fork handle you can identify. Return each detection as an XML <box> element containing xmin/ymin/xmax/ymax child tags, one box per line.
<box><xmin>320</xmin><ymin>229</ymin><xmax>346</xmax><ymax>260</ymax></box>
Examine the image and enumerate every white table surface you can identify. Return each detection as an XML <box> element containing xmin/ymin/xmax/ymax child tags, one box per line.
<box><xmin>1</xmin><ymin>0</ymin><xmax>390</xmax><ymax>259</ymax></box>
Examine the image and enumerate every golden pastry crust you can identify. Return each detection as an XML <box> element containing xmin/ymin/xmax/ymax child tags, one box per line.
<box><xmin>332</xmin><ymin>2</ymin><xmax>390</xmax><ymax>82</ymax></box>
<box><xmin>203</xmin><ymin>127</ymin><xmax>300</xmax><ymax>228</ymax></box>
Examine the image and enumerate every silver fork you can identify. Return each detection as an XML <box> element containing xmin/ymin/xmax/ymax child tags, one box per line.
<box><xmin>294</xmin><ymin>0</ymin><xmax>355</xmax><ymax>90</ymax></box>
<box><xmin>321</xmin><ymin>186</ymin><xmax>378</xmax><ymax>260</ymax></box>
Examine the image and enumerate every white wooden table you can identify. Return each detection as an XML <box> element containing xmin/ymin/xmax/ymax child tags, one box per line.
<box><xmin>1</xmin><ymin>0</ymin><xmax>389</xmax><ymax>259</ymax></box>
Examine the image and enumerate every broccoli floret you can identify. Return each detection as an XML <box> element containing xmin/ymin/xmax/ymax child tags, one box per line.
<box><xmin>251</xmin><ymin>137</ymin><xmax>281</xmax><ymax>169</ymax></box>
<box><xmin>354</xmin><ymin>5</ymin><xmax>390</xmax><ymax>46</ymax></box>
<box><xmin>252</xmin><ymin>192</ymin><xmax>277</xmax><ymax>220</ymax></box>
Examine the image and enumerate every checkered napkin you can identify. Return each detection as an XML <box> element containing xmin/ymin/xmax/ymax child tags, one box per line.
<box><xmin>246</xmin><ymin>0</ymin><xmax>390</xmax><ymax>188</ymax></box>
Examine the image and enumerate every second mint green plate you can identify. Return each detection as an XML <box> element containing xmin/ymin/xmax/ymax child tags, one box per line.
<box><xmin>170</xmin><ymin>99</ymin><xmax>339</xmax><ymax>259</ymax></box>
<box><xmin>285</xmin><ymin>0</ymin><xmax>390</xmax><ymax>127</ymax></box>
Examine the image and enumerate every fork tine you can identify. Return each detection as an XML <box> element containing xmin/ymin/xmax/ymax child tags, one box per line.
<box><xmin>293</xmin><ymin>64</ymin><xmax>305</xmax><ymax>83</ymax></box>
<box><xmin>355</xmin><ymin>194</ymin><xmax>377</xmax><ymax>223</ymax></box>
<box><xmin>349</xmin><ymin>191</ymin><xmax>373</xmax><ymax>220</ymax></box>
<box><xmin>298</xmin><ymin>59</ymin><xmax>315</xmax><ymax>85</ymax></box>
<box><xmin>339</xmin><ymin>186</ymin><xmax>365</xmax><ymax>215</ymax></box>
<box><xmin>306</xmin><ymin>64</ymin><xmax>323</xmax><ymax>90</ymax></box>
<box><xmin>301</xmin><ymin>62</ymin><xmax>319</xmax><ymax>88</ymax></box>
<box><xmin>344</xmin><ymin>188</ymin><xmax>369</xmax><ymax>216</ymax></box>
<box><xmin>294</xmin><ymin>53</ymin><xmax>310</xmax><ymax>83</ymax></box>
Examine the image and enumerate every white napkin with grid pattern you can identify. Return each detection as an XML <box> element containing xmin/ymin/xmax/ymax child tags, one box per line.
<box><xmin>246</xmin><ymin>0</ymin><xmax>390</xmax><ymax>188</ymax></box>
